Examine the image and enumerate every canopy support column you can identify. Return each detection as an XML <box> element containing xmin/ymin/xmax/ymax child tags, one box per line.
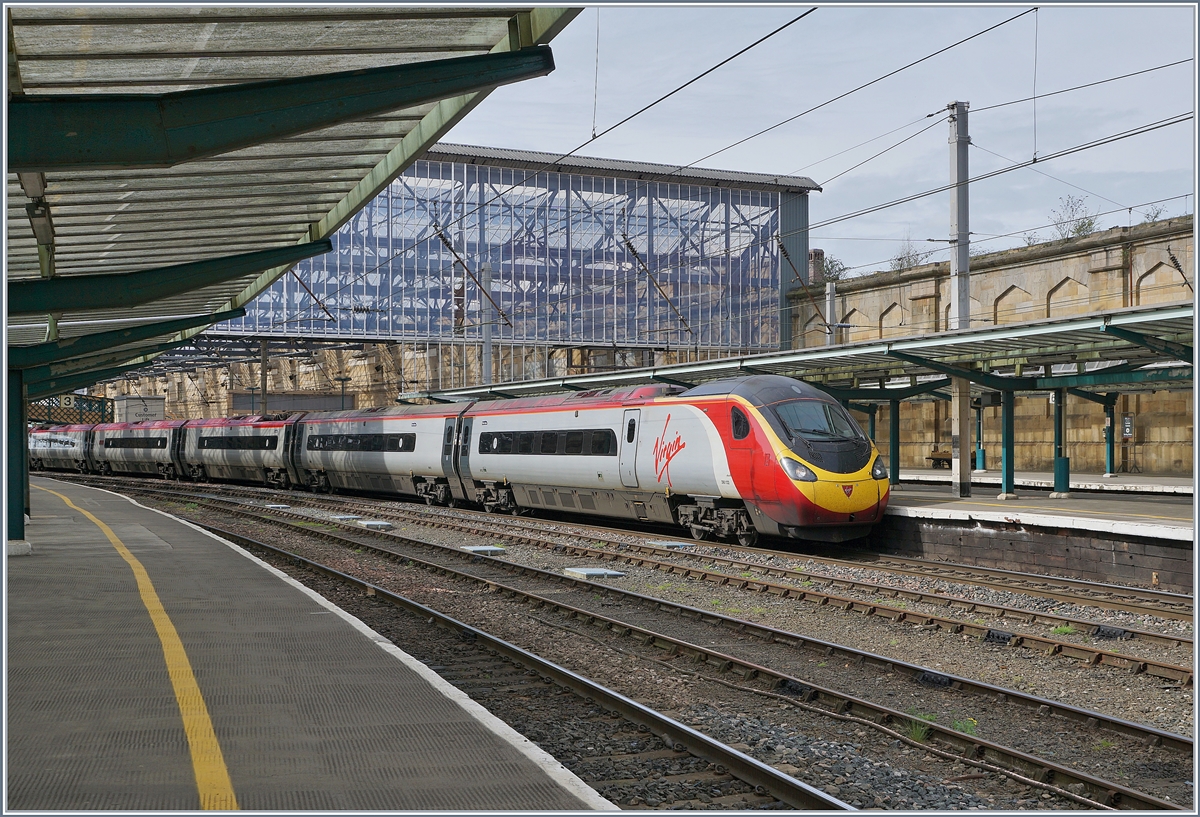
<box><xmin>998</xmin><ymin>390</ymin><xmax>1017</xmax><ymax>499</ymax></box>
<box><xmin>888</xmin><ymin>399</ymin><xmax>901</xmax><ymax>486</ymax></box>
<box><xmin>1051</xmin><ymin>388</ymin><xmax>1070</xmax><ymax>497</ymax></box>
<box><xmin>974</xmin><ymin>401</ymin><xmax>986</xmax><ymax>471</ymax></box>
<box><xmin>8</xmin><ymin>369</ymin><xmax>29</xmax><ymax>545</ymax></box>
<box><xmin>1104</xmin><ymin>399</ymin><xmax>1116</xmax><ymax>477</ymax></box>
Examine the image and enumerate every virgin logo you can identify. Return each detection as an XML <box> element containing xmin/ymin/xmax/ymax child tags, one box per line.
<box><xmin>653</xmin><ymin>414</ymin><xmax>686</xmax><ymax>486</ymax></box>
<box><xmin>842</xmin><ymin>484</ymin><xmax>854</xmax><ymax>498</ymax></box>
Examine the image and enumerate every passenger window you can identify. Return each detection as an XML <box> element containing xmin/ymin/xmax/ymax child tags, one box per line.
<box><xmin>517</xmin><ymin>432</ymin><xmax>534</xmax><ymax>454</ymax></box>
<box><xmin>565</xmin><ymin>431</ymin><xmax>584</xmax><ymax>455</ymax></box>
<box><xmin>540</xmin><ymin>432</ymin><xmax>558</xmax><ymax>454</ymax></box>
<box><xmin>443</xmin><ymin>427</ymin><xmax>454</xmax><ymax>456</ymax></box>
<box><xmin>626</xmin><ymin>419</ymin><xmax>636</xmax><ymax>443</ymax></box>
<box><xmin>731</xmin><ymin>406</ymin><xmax>750</xmax><ymax>440</ymax></box>
<box><xmin>589</xmin><ymin>429</ymin><xmax>615</xmax><ymax>455</ymax></box>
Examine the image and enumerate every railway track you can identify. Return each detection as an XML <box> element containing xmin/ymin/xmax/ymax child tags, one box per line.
<box><xmin>63</xmin><ymin>473</ymin><xmax>1193</xmax><ymax>627</ymax></box>
<box><xmin>229</xmin><ymin>526</ymin><xmax>847</xmax><ymax>810</ymax></box>
<box><xmin>103</xmin><ymin>481</ymin><xmax>1192</xmax><ymax>810</ymax></box>
<box><xmin>66</xmin><ymin>476</ymin><xmax>1192</xmax><ymax>676</ymax></box>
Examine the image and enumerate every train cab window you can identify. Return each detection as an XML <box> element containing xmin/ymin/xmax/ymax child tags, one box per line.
<box><xmin>540</xmin><ymin>431</ymin><xmax>558</xmax><ymax>454</ymax></box>
<box><xmin>589</xmin><ymin>429</ymin><xmax>616</xmax><ymax>455</ymax></box>
<box><xmin>626</xmin><ymin>419</ymin><xmax>637</xmax><ymax>443</ymax></box>
<box><xmin>443</xmin><ymin>427</ymin><xmax>454</xmax><ymax>456</ymax></box>
<box><xmin>517</xmin><ymin>432</ymin><xmax>535</xmax><ymax>454</ymax></box>
<box><xmin>564</xmin><ymin>431</ymin><xmax>584</xmax><ymax>455</ymax></box>
<box><xmin>731</xmin><ymin>407</ymin><xmax>750</xmax><ymax>440</ymax></box>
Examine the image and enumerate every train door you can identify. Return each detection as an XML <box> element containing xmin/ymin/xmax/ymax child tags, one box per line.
<box><xmin>727</xmin><ymin>400</ymin><xmax>754</xmax><ymax>487</ymax></box>
<box><xmin>455</xmin><ymin>416</ymin><xmax>475</xmax><ymax>502</ymax></box>
<box><xmin>620</xmin><ymin>409</ymin><xmax>640</xmax><ymax>488</ymax></box>
<box><xmin>440</xmin><ymin>418</ymin><xmax>457</xmax><ymax>481</ymax></box>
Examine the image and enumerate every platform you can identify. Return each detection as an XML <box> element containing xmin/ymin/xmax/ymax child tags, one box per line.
<box><xmin>898</xmin><ymin>467</ymin><xmax>1193</xmax><ymax>496</ymax></box>
<box><xmin>7</xmin><ymin>477</ymin><xmax>615</xmax><ymax>811</ymax></box>
<box><xmin>887</xmin><ymin>483</ymin><xmax>1193</xmax><ymax>542</ymax></box>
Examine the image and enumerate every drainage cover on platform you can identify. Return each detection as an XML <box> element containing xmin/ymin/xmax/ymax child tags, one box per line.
<box><xmin>565</xmin><ymin>567</ymin><xmax>625</xmax><ymax>579</ymax></box>
<box><xmin>264</xmin><ymin>503</ymin><xmax>291</xmax><ymax>509</ymax></box>
<box><xmin>331</xmin><ymin>514</ymin><xmax>361</xmax><ymax>521</ymax></box>
<box><xmin>358</xmin><ymin>520</ymin><xmax>394</xmax><ymax>531</ymax></box>
<box><xmin>461</xmin><ymin>545</ymin><xmax>506</xmax><ymax>555</ymax></box>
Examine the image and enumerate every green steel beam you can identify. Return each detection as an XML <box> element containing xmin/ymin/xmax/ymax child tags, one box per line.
<box><xmin>8</xmin><ymin>241</ymin><xmax>330</xmax><ymax>315</ymax></box>
<box><xmin>23</xmin><ymin>339</ymin><xmax>190</xmax><ymax>387</ymax></box>
<box><xmin>1067</xmin><ymin>388</ymin><xmax>1118</xmax><ymax>407</ymax></box>
<box><xmin>1035</xmin><ymin>366</ymin><xmax>1193</xmax><ymax>390</ymax></box>
<box><xmin>9</xmin><ymin>48</ymin><xmax>556</xmax><ymax>171</ymax></box>
<box><xmin>818</xmin><ymin>378</ymin><xmax>952</xmax><ymax>402</ymax></box>
<box><xmin>1100</xmin><ymin>325</ymin><xmax>1193</xmax><ymax>363</ymax></box>
<box><xmin>25</xmin><ymin>362</ymin><xmax>155</xmax><ymax>401</ymax></box>
<box><xmin>9</xmin><ymin>309</ymin><xmax>245</xmax><ymax>369</ymax></box>
<box><xmin>886</xmin><ymin>351</ymin><xmax>1033</xmax><ymax>391</ymax></box>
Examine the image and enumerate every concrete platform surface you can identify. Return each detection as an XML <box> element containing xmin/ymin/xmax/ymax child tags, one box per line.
<box><xmin>7</xmin><ymin>477</ymin><xmax>615</xmax><ymax>811</ymax></box>
<box><xmin>899</xmin><ymin>467</ymin><xmax>1193</xmax><ymax>495</ymax></box>
<box><xmin>888</xmin><ymin>483</ymin><xmax>1194</xmax><ymax>541</ymax></box>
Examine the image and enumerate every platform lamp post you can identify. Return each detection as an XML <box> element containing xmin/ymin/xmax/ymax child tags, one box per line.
<box><xmin>335</xmin><ymin>376</ymin><xmax>352</xmax><ymax>410</ymax></box>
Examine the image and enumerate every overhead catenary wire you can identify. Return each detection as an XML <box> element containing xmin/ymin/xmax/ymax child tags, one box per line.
<box><xmin>274</xmin><ymin>15</ymin><xmax>1186</xmax><ymax>336</ymax></box>
<box><xmin>276</xmin><ymin>10</ymin><xmax>817</xmax><ymax>325</ymax></box>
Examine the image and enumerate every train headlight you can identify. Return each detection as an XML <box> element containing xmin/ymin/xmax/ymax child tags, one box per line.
<box><xmin>780</xmin><ymin>457</ymin><xmax>817</xmax><ymax>482</ymax></box>
<box><xmin>871</xmin><ymin>457</ymin><xmax>888</xmax><ymax>480</ymax></box>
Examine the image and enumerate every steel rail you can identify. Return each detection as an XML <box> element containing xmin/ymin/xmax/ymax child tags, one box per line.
<box><xmin>120</xmin><ymin>483</ymin><xmax>1190</xmax><ymax>750</ymax></box>
<box><xmin>71</xmin><ymin>476</ymin><xmax>1193</xmax><ymax>680</ymax></box>
<box><xmin>203</xmin><ymin>519</ymin><xmax>1186</xmax><ymax>811</ymax></box>
<box><xmin>205</xmin><ymin>526</ymin><xmax>851</xmax><ymax>810</ymax></box>
<box><xmin>59</xmin><ymin>473</ymin><xmax>1190</xmax><ymax>621</ymax></box>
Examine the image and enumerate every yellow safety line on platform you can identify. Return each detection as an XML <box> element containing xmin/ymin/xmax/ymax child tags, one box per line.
<box><xmin>896</xmin><ymin>496</ymin><xmax>1190</xmax><ymax>523</ymax></box>
<box><xmin>34</xmin><ymin>485</ymin><xmax>238</xmax><ymax>810</ymax></box>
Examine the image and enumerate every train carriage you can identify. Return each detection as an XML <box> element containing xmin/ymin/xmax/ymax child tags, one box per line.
<box><xmin>28</xmin><ymin>374</ymin><xmax>890</xmax><ymax>545</ymax></box>
<box><xmin>183</xmin><ymin>414</ymin><xmax>301</xmax><ymax>487</ymax></box>
<box><xmin>28</xmin><ymin>425</ymin><xmax>95</xmax><ymax>473</ymax></box>
<box><xmin>293</xmin><ymin>404</ymin><xmax>464</xmax><ymax>502</ymax></box>
<box><xmin>92</xmin><ymin>420</ymin><xmax>188</xmax><ymax>478</ymax></box>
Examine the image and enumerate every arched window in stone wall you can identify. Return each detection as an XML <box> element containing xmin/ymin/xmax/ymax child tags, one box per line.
<box><xmin>800</xmin><ymin>313</ymin><xmax>827</xmax><ymax>348</ymax></box>
<box><xmin>1136</xmin><ymin>261</ymin><xmax>1193</xmax><ymax>305</ymax></box>
<box><xmin>994</xmin><ymin>285</ymin><xmax>1036</xmax><ymax>325</ymax></box>
<box><xmin>1046</xmin><ymin>276</ymin><xmax>1089</xmax><ymax>318</ymax></box>
<box><xmin>879</xmin><ymin>302</ymin><xmax>904</xmax><ymax>338</ymax></box>
<box><xmin>841</xmin><ymin>308</ymin><xmax>867</xmax><ymax>344</ymax></box>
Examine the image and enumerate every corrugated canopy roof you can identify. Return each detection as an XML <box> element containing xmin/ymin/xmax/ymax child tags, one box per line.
<box><xmin>6</xmin><ymin>6</ymin><xmax>580</xmax><ymax>357</ymax></box>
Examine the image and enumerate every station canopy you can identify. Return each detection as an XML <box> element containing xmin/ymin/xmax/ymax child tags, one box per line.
<box><xmin>399</xmin><ymin>302</ymin><xmax>1194</xmax><ymax>404</ymax></box>
<box><xmin>6</xmin><ymin>6</ymin><xmax>579</xmax><ymax>392</ymax></box>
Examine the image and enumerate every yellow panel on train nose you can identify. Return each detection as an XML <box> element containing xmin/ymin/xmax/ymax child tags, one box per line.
<box><xmin>813</xmin><ymin>480</ymin><xmax>879</xmax><ymax>514</ymax></box>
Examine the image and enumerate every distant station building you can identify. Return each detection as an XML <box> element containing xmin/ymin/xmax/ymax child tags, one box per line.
<box><xmin>212</xmin><ymin>144</ymin><xmax>820</xmax><ymax>390</ymax></box>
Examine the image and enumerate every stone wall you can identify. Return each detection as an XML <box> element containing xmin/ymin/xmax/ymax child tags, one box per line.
<box><xmin>792</xmin><ymin>217</ymin><xmax>1194</xmax><ymax>476</ymax></box>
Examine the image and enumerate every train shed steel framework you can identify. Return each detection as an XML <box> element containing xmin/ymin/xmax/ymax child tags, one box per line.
<box><xmin>212</xmin><ymin>143</ymin><xmax>820</xmax><ymax>355</ymax></box>
<box><xmin>402</xmin><ymin>302</ymin><xmax>1193</xmax><ymax>497</ymax></box>
<box><xmin>5</xmin><ymin>6</ymin><xmax>581</xmax><ymax>540</ymax></box>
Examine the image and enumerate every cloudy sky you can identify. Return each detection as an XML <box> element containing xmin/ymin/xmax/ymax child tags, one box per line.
<box><xmin>448</xmin><ymin>4</ymin><xmax>1196</xmax><ymax>275</ymax></box>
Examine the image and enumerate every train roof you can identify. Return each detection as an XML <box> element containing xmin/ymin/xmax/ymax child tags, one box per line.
<box><xmin>30</xmin><ymin>424</ymin><xmax>94</xmax><ymax>432</ymax></box>
<box><xmin>189</xmin><ymin>415</ymin><xmax>297</xmax><ymax>428</ymax></box>
<box><xmin>94</xmin><ymin>419</ymin><xmax>189</xmax><ymax>431</ymax></box>
<box><xmin>680</xmin><ymin>375</ymin><xmax>834</xmax><ymax>405</ymax></box>
<box><xmin>467</xmin><ymin>384</ymin><xmax>683</xmax><ymax>413</ymax></box>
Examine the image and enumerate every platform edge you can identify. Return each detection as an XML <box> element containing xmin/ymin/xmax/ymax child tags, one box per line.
<box><xmin>62</xmin><ymin>481</ymin><xmax>621</xmax><ymax>812</ymax></box>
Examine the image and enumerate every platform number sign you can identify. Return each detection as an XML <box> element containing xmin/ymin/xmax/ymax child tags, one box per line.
<box><xmin>1121</xmin><ymin>414</ymin><xmax>1134</xmax><ymax>440</ymax></box>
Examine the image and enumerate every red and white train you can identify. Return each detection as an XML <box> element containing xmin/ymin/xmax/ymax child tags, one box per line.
<box><xmin>29</xmin><ymin>375</ymin><xmax>890</xmax><ymax>544</ymax></box>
